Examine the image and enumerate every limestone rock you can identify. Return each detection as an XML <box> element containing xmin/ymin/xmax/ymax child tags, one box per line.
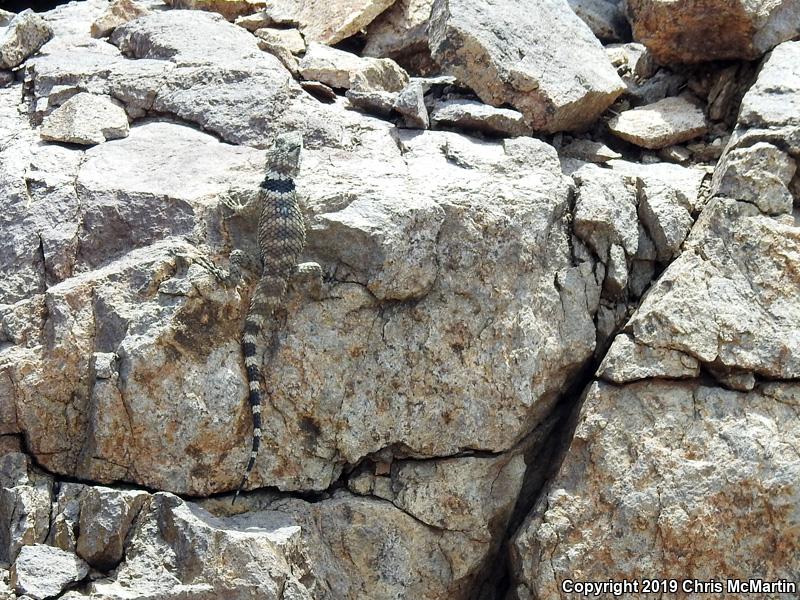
<box><xmin>392</xmin><ymin>80</ymin><xmax>429</xmax><ymax>128</ymax></box>
<box><xmin>28</xmin><ymin>9</ymin><xmax>353</xmax><ymax>148</ymax></box>
<box><xmin>428</xmin><ymin>0</ymin><xmax>625</xmax><ymax>132</ymax></box>
<box><xmin>363</xmin><ymin>0</ymin><xmax>435</xmax><ymax>72</ymax></box>
<box><xmin>624</xmin><ymin>197</ymin><xmax>800</xmax><ymax>380</ymax></box>
<box><xmin>608</xmin><ymin>96</ymin><xmax>707</xmax><ymax>149</ymax></box>
<box><xmin>90</xmin><ymin>0</ymin><xmax>150</xmax><ymax>38</ymax></box>
<box><xmin>733</xmin><ymin>41</ymin><xmax>800</xmax><ymax>154</ymax></box>
<box><xmin>76</xmin><ymin>487</ymin><xmax>149</xmax><ymax>570</ymax></box>
<box><xmin>572</xmin><ymin>164</ymin><xmax>639</xmax><ymax>262</ymax></box>
<box><xmin>597</xmin><ymin>333</ymin><xmax>699</xmax><ymax>382</ymax></box>
<box><xmin>430</xmin><ymin>98</ymin><xmax>531</xmax><ymax>136</ymax></box>
<box><xmin>627</xmin><ymin>0</ymin><xmax>800</xmax><ymax>63</ymax></box>
<box><xmin>299</xmin><ymin>42</ymin><xmax>409</xmax><ymax>91</ymax></box>
<box><xmin>264</xmin><ymin>0</ymin><xmax>395</xmax><ymax>45</ymax></box>
<box><xmin>40</xmin><ymin>92</ymin><xmax>129</xmax><ymax>145</ymax></box>
<box><xmin>0</xmin><ymin>9</ymin><xmax>53</xmax><ymax>69</ymax></box>
<box><xmin>712</xmin><ymin>142</ymin><xmax>796</xmax><ymax>215</ymax></box>
<box><xmin>345</xmin><ymin>88</ymin><xmax>398</xmax><ymax>117</ymax></box>
<box><xmin>253</xmin><ymin>27</ymin><xmax>304</xmax><ymax>55</ymax></box>
<box><xmin>568</xmin><ymin>0</ymin><xmax>628</xmax><ymax>42</ymax></box>
<box><xmin>720</xmin><ymin>41</ymin><xmax>800</xmax><ymax>206</ymax></box>
<box><xmin>560</xmin><ymin>139</ymin><xmax>621</xmax><ymax>163</ymax></box>
<box><xmin>166</xmin><ymin>0</ymin><xmax>266</xmax><ymax>21</ymax></box>
<box><xmin>0</xmin><ymin>456</ymin><xmax>51</xmax><ymax>563</ymax></box>
<box><xmin>511</xmin><ymin>380</ymin><xmax>800</xmax><ymax>599</ymax></box>
<box><xmin>86</xmin><ymin>493</ymin><xmax>313</xmax><ymax>599</ymax></box>
<box><xmin>10</xmin><ymin>544</ymin><xmax>88</xmax><ymax>600</ymax></box>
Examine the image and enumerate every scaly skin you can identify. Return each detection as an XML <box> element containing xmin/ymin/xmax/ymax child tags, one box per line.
<box><xmin>233</xmin><ymin>133</ymin><xmax>306</xmax><ymax>503</ymax></box>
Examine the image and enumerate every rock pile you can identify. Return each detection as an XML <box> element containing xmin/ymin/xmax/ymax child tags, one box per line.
<box><xmin>0</xmin><ymin>0</ymin><xmax>797</xmax><ymax>598</ymax></box>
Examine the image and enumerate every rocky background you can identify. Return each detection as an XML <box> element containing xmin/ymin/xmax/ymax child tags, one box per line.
<box><xmin>0</xmin><ymin>0</ymin><xmax>798</xmax><ymax>597</ymax></box>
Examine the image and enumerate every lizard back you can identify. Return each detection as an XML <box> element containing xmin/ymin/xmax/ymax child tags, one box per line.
<box><xmin>235</xmin><ymin>132</ymin><xmax>305</xmax><ymax>501</ymax></box>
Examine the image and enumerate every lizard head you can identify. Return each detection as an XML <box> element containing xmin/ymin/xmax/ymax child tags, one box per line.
<box><xmin>269</xmin><ymin>132</ymin><xmax>303</xmax><ymax>175</ymax></box>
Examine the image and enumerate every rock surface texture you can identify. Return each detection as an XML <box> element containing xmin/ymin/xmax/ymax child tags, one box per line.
<box><xmin>627</xmin><ymin>0</ymin><xmax>800</xmax><ymax>63</ymax></box>
<box><xmin>1</xmin><ymin>1</ymin><xmax>798</xmax><ymax>599</ymax></box>
<box><xmin>428</xmin><ymin>0</ymin><xmax>625</xmax><ymax>132</ymax></box>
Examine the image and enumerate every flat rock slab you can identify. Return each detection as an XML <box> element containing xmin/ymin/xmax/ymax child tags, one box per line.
<box><xmin>40</xmin><ymin>92</ymin><xmax>129</xmax><ymax>145</ymax></box>
<box><xmin>431</xmin><ymin>98</ymin><xmax>531</xmax><ymax>136</ymax></box>
<box><xmin>609</xmin><ymin>96</ymin><xmax>706</xmax><ymax>149</ymax></box>
<box><xmin>10</xmin><ymin>544</ymin><xmax>89</xmax><ymax>599</ymax></box>
<box><xmin>0</xmin><ymin>9</ymin><xmax>53</xmax><ymax>69</ymax></box>
<box><xmin>627</xmin><ymin>0</ymin><xmax>800</xmax><ymax>63</ymax></box>
<box><xmin>428</xmin><ymin>0</ymin><xmax>625</xmax><ymax>132</ymax></box>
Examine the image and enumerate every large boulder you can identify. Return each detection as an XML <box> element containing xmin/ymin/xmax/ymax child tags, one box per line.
<box><xmin>2</xmin><ymin>111</ymin><xmax>599</xmax><ymax>495</ymax></box>
<box><xmin>627</xmin><ymin>0</ymin><xmax>800</xmax><ymax>63</ymax></box>
<box><xmin>428</xmin><ymin>0</ymin><xmax>625</xmax><ymax>132</ymax></box>
<box><xmin>511</xmin><ymin>380</ymin><xmax>800</xmax><ymax>599</ymax></box>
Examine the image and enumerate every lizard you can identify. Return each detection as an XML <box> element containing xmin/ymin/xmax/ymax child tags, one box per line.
<box><xmin>212</xmin><ymin>132</ymin><xmax>321</xmax><ymax>504</ymax></box>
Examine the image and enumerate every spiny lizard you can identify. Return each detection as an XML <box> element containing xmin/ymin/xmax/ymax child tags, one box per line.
<box><xmin>215</xmin><ymin>132</ymin><xmax>321</xmax><ymax>503</ymax></box>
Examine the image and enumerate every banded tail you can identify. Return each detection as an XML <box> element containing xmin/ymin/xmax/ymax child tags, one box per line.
<box><xmin>232</xmin><ymin>133</ymin><xmax>304</xmax><ymax>505</ymax></box>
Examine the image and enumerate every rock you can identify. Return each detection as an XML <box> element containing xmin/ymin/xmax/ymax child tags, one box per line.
<box><xmin>0</xmin><ymin>457</ymin><xmax>51</xmax><ymax>563</ymax></box>
<box><xmin>46</xmin><ymin>483</ymin><xmax>85</xmax><ymax>553</ymax></box>
<box><xmin>609</xmin><ymin>96</ymin><xmax>707</xmax><ymax>149</ymax></box>
<box><xmin>637</xmin><ymin>175</ymin><xmax>695</xmax><ymax>262</ymax></box>
<box><xmin>363</xmin><ymin>0</ymin><xmax>436</xmax><ymax>73</ymax></box>
<box><xmin>723</xmin><ymin>41</ymin><xmax>800</xmax><ymax>172</ymax></box>
<box><xmin>233</xmin><ymin>11</ymin><xmax>272</xmax><ymax>31</ymax></box>
<box><xmin>86</xmin><ymin>493</ymin><xmax>313</xmax><ymax>599</ymax></box>
<box><xmin>623</xmin><ymin>197</ymin><xmax>800</xmax><ymax>380</ymax></box>
<box><xmin>392</xmin><ymin>80</ymin><xmax>429</xmax><ymax>128</ymax></box>
<box><xmin>687</xmin><ymin>137</ymin><xmax>725</xmax><ymax>162</ymax></box>
<box><xmin>0</xmin><ymin>10</ymin><xmax>53</xmax><ymax>69</ymax></box>
<box><xmin>625</xmin><ymin>69</ymin><xmax>684</xmax><ymax>105</ymax></box>
<box><xmin>10</xmin><ymin>544</ymin><xmax>89</xmax><ymax>599</ymax></box>
<box><xmin>263</xmin><ymin>0</ymin><xmax>395</xmax><ymax>45</ymax></box>
<box><xmin>568</xmin><ymin>0</ymin><xmax>628</xmax><ymax>43</ymax></box>
<box><xmin>430</xmin><ymin>98</ymin><xmax>531</xmax><ymax>136</ymax></box>
<box><xmin>560</xmin><ymin>139</ymin><xmax>621</xmax><ymax>162</ymax></box>
<box><xmin>657</xmin><ymin>144</ymin><xmax>691</xmax><ymax>163</ymax></box>
<box><xmin>28</xmin><ymin>9</ymin><xmax>352</xmax><ymax>148</ymax></box>
<box><xmin>299</xmin><ymin>42</ymin><xmax>409</xmax><ymax>91</ymax></box>
<box><xmin>166</xmin><ymin>0</ymin><xmax>266</xmax><ymax>21</ymax></box>
<box><xmin>90</xmin><ymin>0</ymin><xmax>150</xmax><ymax>38</ymax></box>
<box><xmin>711</xmin><ymin>142</ymin><xmax>796</xmax><ymax>215</ymax></box>
<box><xmin>76</xmin><ymin>487</ymin><xmax>149</xmax><ymax>570</ymax></box>
<box><xmin>272</xmin><ymin>490</ymin><xmax>502</xmax><ymax>598</ymax></box>
<box><xmin>428</xmin><ymin>0</ymin><xmax>625</xmax><ymax>132</ymax></box>
<box><xmin>511</xmin><ymin>380</ymin><xmax>800</xmax><ymax>599</ymax></box>
<box><xmin>40</xmin><ymin>92</ymin><xmax>129</xmax><ymax>145</ymax></box>
<box><xmin>253</xmin><ymin>27</ymin><xmax>304</xmax><ymax>55</ymax></box>
<box><xmin>627</xmin><ymin>0</ymin><xmax>800</xmax><ymax>63</ymax></box>
<box><xmin>300</xmin><ymin>80</ymin><xmax>337</xmax><ymax>102</ymax></box>
<box><xmin>597</xmin><ymin>333</ymin><xmax>699</xmax><ymax>382</ymax></box>
<box><xmin>605</xmin><ymin>42</ymin><xmax>656</xmax><ymax>79</ymax></box>
<box><xmin>345</xmin><ymin>88</ymin><xmax>398</xmax><ymax>117</ymax></box>
<box><xmin>572</xmin><ymin>164</ymin><xmax>639</xmax><ymax>262</ymax></box>
<box><xmin>4</xmin><ymin>115</ymin><xmax>598</xmax><ymax>495</ymax></box>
